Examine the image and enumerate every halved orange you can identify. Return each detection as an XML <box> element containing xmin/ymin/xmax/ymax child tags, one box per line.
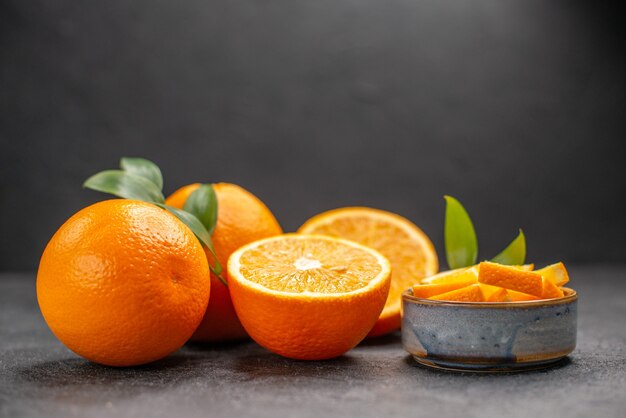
<box><xmin>227</xmin><ymin>234</ymin><xmax>391</xmax><ymax>360</ymax></box>
<box><xmin>298</xmin><ymin>207</ymin><xmax>438</xmax><ymax>337</ymax></box>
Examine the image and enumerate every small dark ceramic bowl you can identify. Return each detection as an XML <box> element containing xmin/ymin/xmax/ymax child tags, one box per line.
<box><xmin>402</xmin><ymin>288</ymin><xmax>577</xmax><ymax>372</ymax></box>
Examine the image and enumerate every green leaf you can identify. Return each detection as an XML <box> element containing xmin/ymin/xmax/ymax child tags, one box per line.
<box><xmin>83</xmin><ymin>170</ymin><xmax>165</xmax><ymax>203</ymax></box>
<box><xmin>120</xmin><ymin>157</ymin><xmax>164</xmax><ymax>191</ymax></box>
<box><xmin>183</xmin><ymin>184</ymin><xmax>218</xmax><ymax>235</ymax></box>
<box><xmin>491</xmin><ymin>229</ymin><xmax>526</xmax><ymax>265</ymax></box>
<box><xmin>444</xmin><ymin>195</ymin><xmax>478</xmax><ymax>269</ymax></box>
<box><xmin>155</xmin><ymin>204</ymin><xmax>226</xmax><ymax>287</ymax></box>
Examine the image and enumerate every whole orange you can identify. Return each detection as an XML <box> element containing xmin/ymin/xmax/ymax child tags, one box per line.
<box><xmin>165</xmin><ymin>182</ymin><xmax>283</xmax><ymax>342</ymax></box>
<box><xmin>37</xmin><ymin>200</ymin><xmax>210</xmax><ymax>367</ymax></box>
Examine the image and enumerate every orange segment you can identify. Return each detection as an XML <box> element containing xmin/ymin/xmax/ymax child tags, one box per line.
<box><xmin>297</xmin><ymin>207</ymin><xmax>437</xmax><ymax>337</ymax></box>
<box><xmin>478</xmin><ymin>261</ymin><xmax>544</xmax><ymax>297</ymax></box>
<box><xmin>505</xmin><ymin>289</ymin><xmax>540</xmax><ymax>301</ymax></box>
<box><xmin>429</xmin><ymin>284</ymin><xmax>484</xmax><ymax>302</ymax></box>
<box><xmin>227</xmin><ymin>234</ymin><xmax>391</xmax><ymax>360</ymax></box>
<box><xmin>412</xmin><ymin>277</ymin><xmax>477</xmax><ymax>299</ymax></box>
<box><xmin>542</xmin><ymin>278</ymin><xmax>565</xmax><ymax>299</ymax></box>
<box><xmin>478</xmin><ymin>283</ymin><xmax>508</xmax><ymax>302</ymax></box>
<box><xmin>536</xmin><ymin>262</ymin><xmax>570</xmax><ymax>286</ymax></box>
<box><xmin>420</xmin><ymin>266</ymin><xmax>478</xmax><ymax>284</ymax></box>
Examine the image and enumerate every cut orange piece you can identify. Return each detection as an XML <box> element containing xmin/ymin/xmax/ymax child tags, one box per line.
<box><xmin>227</xmin><ymin>234</ymin><xmax>391</xmax><ymax>360</ymax></box>
<box><xmin>420</xmin><ymin>266</ymin><xmax>478</xmax><ymax>284</ymax></box>
<box><xmin>412</xmin><ymin>277</ymin><xmax>477</xmax><ymax>299</ymax></box>
<box><xmin>297</xmin><ymin>207</ymin><xmax>438</xmax><ymax>337</ymax></box>
<box><xmin>536</xmin><ymin>262</ymin><xmax>570</xmax><ymax>286</ymax></box>
<box><xmin>542</xmin><ymin>278</ymin><xmax>565</xmax><ymax>299</ymax></box>
<box><xmin>505</xmin><ymin>289</ymin><xmax>540</xmax><ymax>301</ymax></box>
<box><xmin>478</xmin><ymin>261</ymin><xmax>544</xmax><ymax>297</ymax></box>
<box><xmin>478</xmin><ymin>283</ymin><xmax>508</xmax><ymax>302</ymax></box>
<box><xmin>429</xmin><ymin>284</ymin><xmax>484</xmax><ymax>302</ymax></box>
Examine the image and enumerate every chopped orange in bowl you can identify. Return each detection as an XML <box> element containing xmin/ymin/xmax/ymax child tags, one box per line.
<box><xmin>412</xmin><ymin>261</ymin><xmax>571</xmax><ymax>303</ymax></box>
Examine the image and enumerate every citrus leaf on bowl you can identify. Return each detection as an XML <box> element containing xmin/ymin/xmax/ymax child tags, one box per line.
<box><xmin>444</xmin><ymin>195</ymin><xmax>478</xmax><ymax>269</ymax></box>
<box><xmin>83</xmin><ymin>170</ymin><xmax>165</xmax><ymax>203</ymax></box>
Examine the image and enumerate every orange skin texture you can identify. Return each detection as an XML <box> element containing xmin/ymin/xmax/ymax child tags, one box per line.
<box><xmin>165</xmin><ymin>183</ymin><xmax>283</xmax><ymax>342</ymax></box>
<box><xmin>229</xmin><ymin>277</ymin><xmax>390</xmax><ymax>360</ymax></box>
<box><xmin>37</xmin><ymin>200</ymin><xmax>210</xmax><ymax>367</ymax></box>
<box><xmin>478</xmin><ymin>261</ymin><xmax>544</xmax><ymax>297</ymax></box>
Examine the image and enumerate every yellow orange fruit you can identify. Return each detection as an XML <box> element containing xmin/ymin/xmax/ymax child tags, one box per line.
<box><xmin>297</xmin><ymin>207</ymin><xmax>437</xmax><ymax>337</ymax></box>
<box><xmin>166</xmin><ymin>182</ymin><xmax>282</xmax><ymax>342</ymax></box>
<box><xmin>37</xmin><ymin>200</ymin><xmax>210</xmax><ymax>367</ymax></box>
<box><xmin>227</xmin><ymin>234</ymin><xmax>391</xmax><ymax>360</ymax></box>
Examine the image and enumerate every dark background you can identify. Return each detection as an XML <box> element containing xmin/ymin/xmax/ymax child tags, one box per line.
<box><xmin>1</xmin><ymin>0</ymin><xmax>624</xmax><ymax>271</ymax></box>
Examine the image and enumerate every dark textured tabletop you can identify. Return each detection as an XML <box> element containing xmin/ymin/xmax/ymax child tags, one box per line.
<box><xmin>1</xmin><ymin>265</ymin><xmax>625</xmax><ymax>418</ymax></box>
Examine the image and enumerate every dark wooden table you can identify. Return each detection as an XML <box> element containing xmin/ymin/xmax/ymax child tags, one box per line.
<box><xmin>1</xmin><ymin>265</ymin><xmax>625</xmax><ymax>417</ymax></box>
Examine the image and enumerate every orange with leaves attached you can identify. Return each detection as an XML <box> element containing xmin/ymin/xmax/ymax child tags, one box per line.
<box><xmin>166</xmin><ymin>183</ymin><xmax>283</xmax><ymax>341</ymax></box>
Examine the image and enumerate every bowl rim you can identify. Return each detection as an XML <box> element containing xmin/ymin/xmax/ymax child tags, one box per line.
<box><xmin>402</xmin><ymin>287</ymin><xmax>577</xmax><ymax>309</ymax></box>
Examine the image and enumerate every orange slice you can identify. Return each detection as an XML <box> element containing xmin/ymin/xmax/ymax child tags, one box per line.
<box><xmin>478</xmin><ymin>283</ymin><xmax>509</xmax><ymax>302</ymax></box>
<box><xmin>542</xmin><ymin>278</ymin><xmax>565</xmax><ymax>299</ymax></box>
<box><xmin>412</xmin><ymin>277</ymin><xmax>477</xmax><ymax>299</ymax></box>
<box><xmin>478</xmin><ymin>261</ymin><xmax>544</xmax><ymax>297</ymax></box>
<box><xmin>536</xmin><ymin>262</ymin><xmax>570</xmax><ymax>286</ymax></box>
<box><xmin>505</xmin><ymin>289</ymin><xmax>540</xmax><ymax>301</ymax></box>
<box><xmin>297</xmin><ymin>207</ymin><xmax>438</xmax><ymax>337</ymax></box>
<box><xmin>429</xmin><ymin>284</ymin><xmax>484</xmax><ymax>302</ymax></box>
<box><xmin>227</xmin><ymin>234</ymin><xmax>391</xmax><ymax>360</ymax></box>
<box><xmin>420</xmin><ymin>266</ymin><xmax>478</xmax><ymax>284</ymax></box>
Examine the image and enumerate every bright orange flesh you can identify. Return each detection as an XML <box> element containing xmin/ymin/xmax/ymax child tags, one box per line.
<box><xmin>430</xmin><ymin>284</ymin><xmax>484</xmax><ymax>302</ymax></box>
<box><xmin>478</xmin><ymin>261</ymin><xmax>544</xmax><ymax>297</ymax></box>
<box><xmin>228</xmin><ymin>234</ymin><xmax>391</xmax><ymax>360</ymax></box>
<box><xmin>505</xmin><ymin>289</ymin><xmax>540</xmax><ymax>301</ymax></box>
<box><xmin>478</xmin><ymin>283</ymin><xmax>509</xmax><ymax>302</ymax></box>
<box><xmin>542</xmin><ymin>278</ymin><xmax>565</xmax><ymax>299</ymax></box>
<box><xmin>298</xmin><ymin>207</ymin><xmax>437</xmax><ymax>337</ymax></box>
<box><xmin>412</xmin><ymin>278</ymin><xmax>476</xmax><ymax>299</ymax></box>
<box><xmin>37</xmin><ymin>200</ymin><xmax>210</xmax><ymax>367</ymax></box>
<box><xmin>166</xmin><ymin>182</ymin><xmax>282</xmax><ymax>342</ymax></box>
<box><xmin>536</xmin><ymin>262</ymin><xmax>570</xmax><ymax>286</ymax></box>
